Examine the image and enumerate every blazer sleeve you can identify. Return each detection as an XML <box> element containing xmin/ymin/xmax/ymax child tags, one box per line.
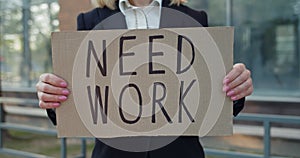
<box><xmin>233</xmin><ymin>97</ymin><xmax>245</xmax><ymax>116</ymax></box>
<box><xmin>77</xmin><ymin>13</ymin><xmax>87</xmax><ymax>30</ymax></box>
<box><xmin>46</xmin><ymin>109</ymin><xmax>57</xmax><ymax>125</ymax></box>
<box><xmin>77</xmin><ymin>8</ymin><xmax>101</xmax><ymax>30</ymax></box>
<box><xmin>192</xmin><ymin>10</ymin><xmax>208</xmax><ymax>27</ymax></box>
<box><xmin>183</xmin><ymin>6</ymin><xmax>208</xmax><ymax>27</ymax></box>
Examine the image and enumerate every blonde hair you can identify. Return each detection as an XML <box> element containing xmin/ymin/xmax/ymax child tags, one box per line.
<box><xmin>91</xmin><ymin>0</ymin><xmax>187</xmax><ymax>10</ymax></box>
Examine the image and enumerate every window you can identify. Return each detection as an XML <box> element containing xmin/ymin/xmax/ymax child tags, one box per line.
<box><xmin>188</xmin><ymin>0</ymin><xmax>300</xmax><ymax>99</ymax></box>
<box><xmin>233</xmin><ymin>0</ymin><xmax>300</xmax><ymax>98</ymax></box>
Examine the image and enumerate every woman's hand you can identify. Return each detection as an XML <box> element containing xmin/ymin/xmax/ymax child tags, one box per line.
<box><xmin>223</xmin><ymin>63</ymin><xmax>253</xmax><ymax>101</ymax></box>
<box><xmin>36</xmin><ymin>73</ymin><xmax>70</xmax><ymax>109</ymax></box>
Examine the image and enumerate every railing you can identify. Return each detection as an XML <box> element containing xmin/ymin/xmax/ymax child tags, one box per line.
<box><xmin>0</xmin><ymin>88</ymin><xmax>87</xmax><ymax>158</ymax></box>
<box><xmin>205</xmin><ymin>113</ymin><xmax>300</xmax><ymax>158</ymax></box>
<box><xmin>0</xmin><ymin>89</ymin><xmax>299</xmax><ymax>158</ymax></box>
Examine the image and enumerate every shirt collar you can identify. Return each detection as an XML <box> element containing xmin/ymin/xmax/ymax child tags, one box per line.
<box><xmin>119</xmin><ymin>0</ymin><xmax>162</xmax><ymax>14</ymax></box>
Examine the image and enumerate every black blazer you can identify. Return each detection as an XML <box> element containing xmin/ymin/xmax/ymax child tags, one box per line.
<box><xmin>47</xmin><ymin>1</ymin><xmax>245</xmax><ymax>158</ymax></box>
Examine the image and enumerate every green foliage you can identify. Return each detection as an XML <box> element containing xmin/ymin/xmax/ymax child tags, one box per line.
<box><xmin>0</xmin><ymin>1</ymin><xmax>59</xmax><ymax>87</ymax></box>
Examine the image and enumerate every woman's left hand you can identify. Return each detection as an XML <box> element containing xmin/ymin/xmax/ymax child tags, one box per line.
<box><xmin>223</xmin><ymin>63</ymin><xmax>253</xmax><ymax>101</ymax></box>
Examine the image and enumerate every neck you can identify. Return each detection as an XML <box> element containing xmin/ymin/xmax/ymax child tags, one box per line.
<box><xmin>129</xmin><ymin>0</ymin><xmax>153</xmax><ymax>7</ymax></box>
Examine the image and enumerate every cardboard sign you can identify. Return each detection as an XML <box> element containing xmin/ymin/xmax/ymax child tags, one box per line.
<box><xmin>52</xmin><ymin>27</ymin><xmax>234</xmax><ymax>138</ymax></box>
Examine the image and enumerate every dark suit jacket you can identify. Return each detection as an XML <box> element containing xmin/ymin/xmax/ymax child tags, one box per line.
<box><xmin>47</xmin><ymin>0</ymin><xmax>245</xmax><ymax>157</ymax></box>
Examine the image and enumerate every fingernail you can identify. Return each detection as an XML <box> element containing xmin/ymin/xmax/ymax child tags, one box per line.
<box><xmin>223</xmin><ymin>78</ymin><xmax>229</xmax><ymax>84</ymax></box>
<box><xmin>53</xmin><ymin>103</ymin><xmax>60</xmax><ymax>107</ymax></box>
<box><xmin>62</xmin><ymin>89</ymin><xmax>69</xmax><ymax>95</ymax></box>
<box><xmin>231</xmin><ymin>96</ymin><xmax>238</xmax><ymax>100</ymax></box>
<box><xmin>223</xmin><ymin>86</ymin><xmax>229</xmax><ymax>92</ymax></box>
<box><xmin>60</xmin><ymin>82</ymin><xmax>67</xmax><ymax>87</ymax></box>
<box><xmin>59</xmin><ymin>96</ymin><xmax>67</xmax><ymax>100</ymax></box>
<box><xmin>227</xmin><ymin>90</ymin><xmax>234</xmax><ymax>96</ymax></box>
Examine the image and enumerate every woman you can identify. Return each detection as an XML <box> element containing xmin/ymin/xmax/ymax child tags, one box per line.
<box><xmin>36</xmin><ymin>0</ymin><xmax>253</xmax><ymax>157</ymax></box>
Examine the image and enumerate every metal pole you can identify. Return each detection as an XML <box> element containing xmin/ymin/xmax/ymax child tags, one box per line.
<box><xmin>294</xmin><ymin>2</ymin><xmax>300</xmax><ymax>81</ymax></box>
<box><xmin>263</xmin><ymin>121</ymin><xmax>271</xmax><ymax>158</ymax></box>
<box><xmin>298</xmin><ymin>12</ymin><xmax>300</xmax><ymax>81</ymax></box>
<box><xmin>81</xmin><ymin>138</ymin><xmax>87</xmax><ymax>158</ymax></box>
<box><xmin>0</xmin><ymin>106</ymin><xmax>3</xmax><ymax>149</ymax></box>
<box><xmin>226</xmin><ymin>0</ymin><xmax>233</xmax><ymax>26</ymax></box>
<box><xmin>22</xmin><ymin>0</ymin><xmax>32</xmax><ymax>87</ymax></box>
<box><xmin>61</xmin><ymin>138</ymin><xmax>67</xmax><ymax>158</ymax></box>
<box><xmin>0</xmin><ymin>0</ymin><xmax>3</xmax><ymax>149</ymax></box>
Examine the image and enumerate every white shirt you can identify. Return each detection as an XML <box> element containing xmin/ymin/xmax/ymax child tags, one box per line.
<box><xmin>119</xmin><ymin>0</ymin><xmax>162</xmax><ymax>29</ymax></box>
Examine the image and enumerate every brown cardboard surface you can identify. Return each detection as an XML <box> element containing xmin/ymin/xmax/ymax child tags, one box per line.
<box><xmin>51</xmin><ymin>27</ymin><xmax>234</xmax><ymax>138</ymax></box>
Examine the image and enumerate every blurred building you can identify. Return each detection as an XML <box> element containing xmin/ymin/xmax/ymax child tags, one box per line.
<box><xmin>1</xmin><ymin>0</ymin><xmax>299</xmax><ymax>114</ymax></box>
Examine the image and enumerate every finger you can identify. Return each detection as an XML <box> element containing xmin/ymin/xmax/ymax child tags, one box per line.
<box><xmin>36</xmin><ymin>81</ymin><xmax>70</xmax><ymax>96</ymax></box>
<box><xmin>229</xmin><ymin>85</ymin><xmax>253</xmax><ymax>101</ymax></box>
<box><xmin>37</xmin><ymin>91</ymin><xmax>68</xmax><ymax>103</ymax></box>
<box><xmin>223</xmin><ymin>63</ymin><xmax>245</xmax><ymax>85</ymax></box>
<box><xmin>39</xmin><ymin>73</ymin><xmax>67</xmax><ymax>88</ymax></box>
<box><xmin>226</xmin><ymin>78</ymin><xmax>252</xmax><ymax>97</ymax></box>
<box><xmin>225</xmin><ymin>69</ymin><xmax>251</xmax><ymax>92</ymax></box>
<box><xmin>39</xmin><ymin>100</ymin><xmax>61</xmax><ymax>109</ymax></box>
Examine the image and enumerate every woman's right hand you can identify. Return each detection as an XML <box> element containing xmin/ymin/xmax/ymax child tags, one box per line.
<box><xmin>36</xmin><ymin>73</ymin><xmax>70</xmax><ymax>109</ymax></box>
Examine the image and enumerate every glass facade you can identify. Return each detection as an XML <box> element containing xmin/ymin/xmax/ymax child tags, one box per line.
<box><xmin>0</xmin><ymin>0</ymin><xmax>59</xmax><ymax>88</ymax></box>
<box><xmin>233</xmin><ymin>0</ymin><xmax>300</xmax><ymax>98</ymax></box>
<box><xmin>1</xmin><ymin>0</ymin><xmax>300</xmax><ymax>100</ymax></box>
<box><xmin>188</xmin><ymin>0</ymin><xmax>300</xmax><ymax>99</ymax></box>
